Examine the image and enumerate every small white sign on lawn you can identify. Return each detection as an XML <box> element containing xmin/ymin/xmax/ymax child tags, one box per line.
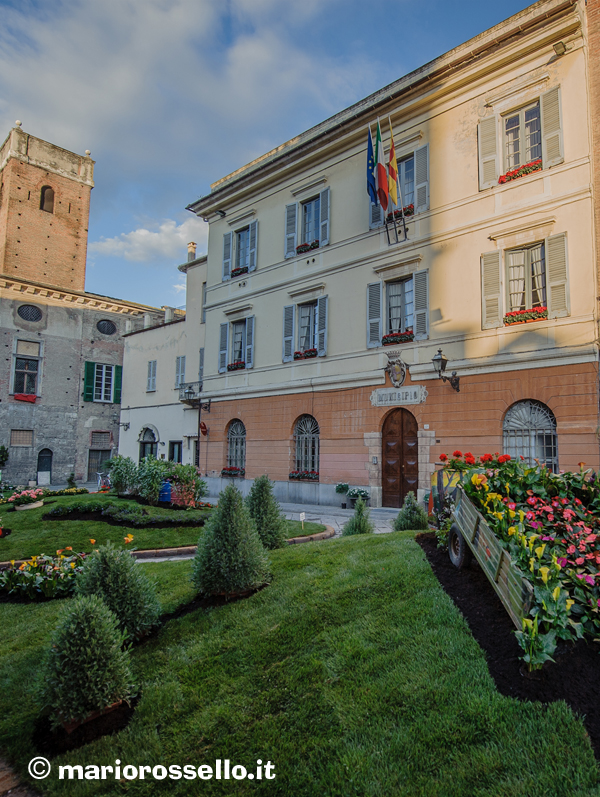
<box><xmin>299</xmin><ymin>511</ymin><xmax>305</xmax><ymax>531</ymax></box>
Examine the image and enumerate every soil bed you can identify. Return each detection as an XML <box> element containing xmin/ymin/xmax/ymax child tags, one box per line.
<box><xmin>42</xmin><ymin>510</ymin><xmax>205</xmax><ymax>529</ymax></box>
<box><xmin>417</xmin><ymin>531</ymin><xmax>600</xmax><ymax>758</ymax></box>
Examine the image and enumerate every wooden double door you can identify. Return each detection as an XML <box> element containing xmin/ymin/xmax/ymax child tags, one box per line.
<box><xmin>382</xmin><ymin>409</ymin><xmax>418</xmax><ymax>508</ymax></box>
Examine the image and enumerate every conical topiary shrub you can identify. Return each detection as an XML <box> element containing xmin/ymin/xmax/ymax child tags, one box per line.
<box><xmin>75</xmin><ymin>542</ymin><xmax>161</xmax><ymax>640</ymax></box>
<box><xmin>342</xmin><ymin>497</ymin><xmax>375</xmax><ymax>536</ymax></box>
<box><xmin>246</xmin><ymin>475</ymin><xmax>287</xmax><ymax>549</ymax></box>
<box><xmin>394</xmin><ymin>491</ymin><xmax>429</xmax><ymax>531</ymax></box>
<box><xmin>40</xmin><ymin>594</ymin><xmax>134</xmax><ymax>728</ymax></box>
<box><xmin>192</xmin><ymin>483</ymin><xmax>269</xmax><ymax>596</ymax></box>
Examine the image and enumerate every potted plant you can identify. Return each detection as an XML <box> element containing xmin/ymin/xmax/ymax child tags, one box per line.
<box><xmin>347</xmin><ymin>487</ymin><xmax>370</xmax><ymax>508</ymax></box>
<box><xmin>336</xmin><ymin>482</ymin><xmax>349</xmax><ymax>508</ymax></box>
<box><xmin>8</xmin><ymin>488</ymin><xmax>45</xmax><ymax>511</ymax></box>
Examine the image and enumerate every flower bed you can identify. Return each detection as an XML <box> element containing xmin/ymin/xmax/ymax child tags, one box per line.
<box><xmin>293</xmin><ymin>348</ymin><xmax>318</xmax><ymax>360</ymax></box>
<box><xmin>503</xmin><ymin>307</ymin><xmax>548</xmax><ymax>325</ymax></box>
<box><xmin>382</xmin><ymin>329</ymin><xmax>413</xmax><ymax>346</ymax></box>
<box><xmin>498</xmin><ymin>159</ymin><xmax>542</xmax><ymax>184</ymax></box>
<box><xmin>44</xmin><ymin>501</ymin><xmax>207</xmax><ymax>527</ymax></box>
<box><xmin>289</xmin><ymin>471</ymin><xmax>319</xmax><ymax>481</ymax></box>
<box><xmin>0</xmin><ymin>550</ymin><xmax>86</xmax><ymax>600</ymax></box>
<box><xmin>385</xmin><ymin>204</ymin><xmax>414</xmax><ymax>222</ymax></box>
<box><xmin>442</xmin><ymin>451</ymin><xmax>600</xmax><ymax>669</ymax></box>
<box><xmin>7</xmin><ymin>488</ymin><xmax>44</xmax><ymax>508</ymax></box>
<box><xmin>227</xmin><ymin>361</ymin><xmax>245</xmax><ymax>372</ymax></box>
<box><xmin>296</xmin><ymin>240</ymin><xmax>319</xmax><ymax>255</ymax></box>
<box><xmin>347</xmin><ymin>487</ymin><xmax>369</xmax><ymax>501</ymax></box>
<box><xmin>231</xmin><ymin>266</ymin><xmax>248</xmax><ymax>278</ymax></box>
<box><xmin>221</xmin><ymin>467</ymin><xmax>245</xmax><ymax>478</ymax></box>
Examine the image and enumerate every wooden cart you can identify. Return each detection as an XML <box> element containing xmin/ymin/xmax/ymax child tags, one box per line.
<box><xmin>451</xmin><ymin>486</ymin><xmax>533</xmax><ymax>629</ymax></box>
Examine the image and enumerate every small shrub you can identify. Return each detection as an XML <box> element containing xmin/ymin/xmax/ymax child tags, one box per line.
<box><xmin>40</xmin><ymin>594</ymin><xmax>135</xmax><ymax>728</ymax></box>
<box><xmin>169</xmin><ymin>463</ymin><xmax>207</xmax><ymax>506</ymax></box>
<box><xmin>76</xmin><ymin>543</ymin><xmax>161</xmax><ymax>640</ymax></box>
<box><xmin>394</xmin><ymin>492</ymin><xmax>429</xmax><ymax>531</ymax></box>
<box><xmin>246</xmin><ymin>475</ymin><xmax>287</xmax><ymax>549</ymax></box>
<box><xmin>192</xmin><ymin>483</ymin><xmax>269</xmax><ymax>596</ymax></box>
<box><xmin>66</xmin><ymin>472</ymin><xmax>77</xmax><ymax>489</ymax></box>
<box><xmin>342</xmin><ymin>498</ymin><xmax>374</xmax><ymax>536</ymax></box>
<box><xmin>137</xmin><ymin>457</ymin><xmax>170</xmax><ymax>505</ymax></box>
<box><xmin>335</xmin><ymin>483</ymin><xmax>349</xmax><ymax>495</ymax></box>
<box><xmin>107</xmin><ymin>455</ymin><xmax>139</xmax><ymax>494</ymax></box>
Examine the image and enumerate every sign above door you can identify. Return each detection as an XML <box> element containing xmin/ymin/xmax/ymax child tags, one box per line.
<box><xmin>370</xmin><ymin>386</ymin><xmax>428</xmax><ymax>407</ymax></box>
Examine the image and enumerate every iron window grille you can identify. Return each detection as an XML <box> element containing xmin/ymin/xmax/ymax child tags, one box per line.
<box><xmin>227</xmin><ymin>420</ymin><xmax>246</xmax><ymax>470</ymax></box>
<box><xmin>294</xmin><ymin>415</ymin><xmax>320</xmax><ymax>474</ymax></box>
<box><xmin>503</xmin><ymin>400</ymin><xmax>558</xmax><ymax>472</ymax></box>
<box><xmin>17</xmin><ymin>304</ymin><xmax>43</xmax><ymax>322</ymax></box>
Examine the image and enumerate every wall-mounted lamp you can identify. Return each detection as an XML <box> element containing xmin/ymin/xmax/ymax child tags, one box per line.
<box><xmin>184</xmin><ymin>385</ymin><xmax>195</xmax><ymax>402</ymax></box>
<box><xmin>215</xmin><ymin>209</ymin><xmax>227</xmax><ymax>218</ymax></box>
<box><xmin>432</xmin><ymin>348</ymin><xmax>460</xmax><ymax>392</ymax></box>
<box><xmin>118</xmin><ymin>422</ymin><xmax>130</xmax><ymax>431</ymax></box>
<box><xmin>553</xmin><ymin>41</ymin><xmax>567</xmax><ymax>56</ymax></box>
<box><xmin>159</xmin><ymin>441</ymin><xmax>166</xmax><ymax>447</ymax></box>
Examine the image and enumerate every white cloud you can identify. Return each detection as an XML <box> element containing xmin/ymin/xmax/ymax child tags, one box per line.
<box><xmin>172</xmin><ymin>282</ymin><xmax>187</xmax><ymax>294</ymax></box>
<box><xmin>89</xmin><ymin>216</ymin><xmax>208</xmax><ymax>264</ymax></box>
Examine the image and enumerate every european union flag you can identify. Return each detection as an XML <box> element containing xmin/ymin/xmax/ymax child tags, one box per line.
<box><xmin>367</xmin><ymin>127</ymin><xmax>377</xmax><ymax>206</ymax></box>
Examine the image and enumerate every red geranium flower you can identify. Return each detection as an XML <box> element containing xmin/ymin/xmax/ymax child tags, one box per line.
<box><xmin>480</xmin><ymin>453</ymin><xmax>493</xmax><ymax>463</ymax></box>
<box><xmin>439</xmin><ymin>453</ymin><xmax>448</xmax><ymax>462</ymax></box>
<box><xmin>452</xmin><ymin>450</ymin><xmax>462</xmax><ymax>458</ymax></box>
<box><xmin>464</xmin><ymin>454</ymin><xmax>476</xmax><ymax>465</ymax></box>
<box><xmin>497</xmin><ymin>454</ymin><xmax>511</xmax><ymax>464</ymax></box>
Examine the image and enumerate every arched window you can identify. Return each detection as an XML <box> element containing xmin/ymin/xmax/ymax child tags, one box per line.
<box><xmin>40</xmin><ymin>186</ymin><xmax>54</xmax><ymax>214</ymax></box>
<box><xmin>139</xmin><ymin>427</ymin><xmax>157</xmax><ymax>461</ymax></box>
<box><xmin>503</xmin><ymin>400</ymin><xmax>558</xmax><ymax>472</ymax></box>
<box><xmin>294</xmin><ymin>414</ymin><xmax>319</xmax><ymax>475</ymax></box>
<box><xmin>227</xmin><ymin>420</ymin><xmax>246</xmax><ymax>470</ymax></box>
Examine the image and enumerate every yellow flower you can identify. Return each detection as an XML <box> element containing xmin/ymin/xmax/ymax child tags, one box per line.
<box><xmin>10</xmin><ymin>560</ymin><xmax>14</xmax><ymax>567</ymax></box>
<box><xmin>552</xmin><ymin>586</ymin><xmax>560</xmax><ymax>601</ymax></box>
<box><xmin>507</xmin><ymin>526</ymin><xmax>517</xmax><ymax>536</ymax></box>
<box><xmin>529</xmin><ymin>557</ymin><xmax>535</xmax><ymax>573</ymax></box>
<box><xmin>471</xmin><ymin>473</ymin><xmax>488</xmax><ymax>489</ymax></box>
<box><xmin>539</xmin><ymin>566</ymin><xmax>550</xmax><ymax>584</ymax></box>
<box><xmin>493</xmin><ymin>511</ymin><xmax>505</xmax><ymax>520</ymax></box>
<box><xmin>508</xmin><ymin>509</ymin><xmax>516</xmax><ymax>519</ymax></box>
<box><xmin>518</xmin><ymin>510</ymin><xmax>525</xmax><ymax>522</ymax></box>
<box><xmin>70</xmin><ymin>562</ymin><xmax>75</xmax><ymax>569</ymax></box>
<box><xmin>566</xmin><ymin>599</ymin><xmax>575</xmax><ymax>612</ymax></box>
<box><xmin>535</xmin><ymin>544</ymin><xmax>546</xmax><ymax>560</ymax></box>
<box><xmin>522</xmin><ymin>618</ymin><xmax>533</xmax><ymax>631</ymax></box>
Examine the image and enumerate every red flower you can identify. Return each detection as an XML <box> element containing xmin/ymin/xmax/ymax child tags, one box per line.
<box><xmin>464</xmin><ymin>454</ymin><xmax>476</xmax><ymax>465</ymax></box>
<box><xmin>439</xmin><ymin>453</ymin><xmax>448</xmax><ymax>462</ymax></box>
<box><xmin>452</xmin><ymin>450</ymin><xmax>462</xmax><ymax>458</ymax></box>
<box><xmin>497</xmin><ymin>454</ymin><xmax>511</xmax><ymax>464</ymax></box>
<box><xmin>481</xmin><ymin>453</ymin><xmax>493</xmax><ymax>463</ymax></box>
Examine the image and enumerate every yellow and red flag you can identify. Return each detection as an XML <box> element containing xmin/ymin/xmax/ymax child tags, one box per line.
<box><xmin>388</xmin><ymin>121</ymin><xmax>398</xmax><ymax>207</ymax></box>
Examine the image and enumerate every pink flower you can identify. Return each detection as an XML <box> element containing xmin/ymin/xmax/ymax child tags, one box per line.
<box><xmin>508</xmin><ymin>502</ymin><xmax>516</xmax><ymax>511</ymax></box>
<box><xmin>557</xmin><ymin>558</ymin><xmax>567</xmax><ymax>568</ymax></box>
<box><xmin>576</xmin><ymin>557</ymin><xmax>585</xmax><ymax>565</ymax></box>
<box><xmin>526</xmin><ymin>512</ymin><xmax>535</xmax><ymax>520</ymax></box>
<box><xmin>585</xmin><ymin>575</ymin><xmax>595</xmax><ymax>586</ymax></box>
<box><xmin>567</xmin><ymin>545</ymin><xmax>576</xmax><ymax>554</ymax></box>
<box><xmin>527</xmin><ymin>497</ymin><xmax>537</xmax><ymax>506</ymax></box>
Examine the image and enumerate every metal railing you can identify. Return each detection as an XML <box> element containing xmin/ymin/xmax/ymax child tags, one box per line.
<box><xmin>178</xmin><ymin>381</ymin><xmax>202</xmax><ymax>403</ymax></box>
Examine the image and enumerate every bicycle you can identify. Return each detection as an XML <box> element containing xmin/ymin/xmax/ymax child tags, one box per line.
<box><xmin>96</xmin><ymin>472</ymin><xmax>112</xmax><ymax>492</ymax></box>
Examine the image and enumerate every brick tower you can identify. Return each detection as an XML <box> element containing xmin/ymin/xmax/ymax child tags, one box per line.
<box><xmin>0</xmin><ymin>123</ymin><xmax>94</xmax><ymax>291</ymax></box>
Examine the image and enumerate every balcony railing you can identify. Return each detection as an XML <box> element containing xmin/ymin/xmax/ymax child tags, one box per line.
<box><xmin>179</xmin><ymin>381</ymin><xmax>202</xmax><ymax>403</ymax></box>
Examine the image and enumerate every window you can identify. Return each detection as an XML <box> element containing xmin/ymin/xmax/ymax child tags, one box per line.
<box><xmin>10</xmin><ymin>429</ymin><xmax>33</xmax><ymax>447</ymax></box>
<box><xmin>285</xmin><ymin>187</ymin><xmax>330</xmax><ymax>258</ymax></box>
<box><xmin>88</xmin><ymin>449</ymin><xmax>111</xmax><ymax>481</ymax></box>
<box><xmin>139</xmin><ymin>428</ymin><xmax>158</xmax><ymax>460</ymax></box>
<box><xmin>366</xmin><ymin>272</ymin><xmax>428</xmax><ymax>347</ymax></box>
<box><xmin>14</xmin><ymin>357</ymin><xmax>38</xmax><ymax>394</ymax></box>
<box><xmin>175</xmin><ymin>356</ymin><xmax>186</xmax><ymax>387</ymax></box>
<box><xmin>83</xmin><ymin>362</ymin><xmax>122</xmax><ymax>403</ymax></box>
<box><xmin>198</xmin><ymin>348</ymin><xmax>204</xmax><ymax>385</ymax></box>
<box><xmin>227</xmin><ymin>420</ymin><xmax>246</xmax><ymax>470</ymax></box>
<box><xmin>91</xmin><ymin>431</ymin><xmax>111</xmax><ymax>448</ymax></box>
<box><xmin>222</xmin><ymin>221</ymin><xmax>258</xmax><ymax>280</ymax></box>
<box><xmin>294</xmin><ymin>415</ymin><xmax>319</xmax><ymax>475</ymax></box>
<box><xmin>17</xmin><ymin>304</ymin><xmax>42</xmax><ymax>322</ymax></box>
<box><xmin>503</xmin><ymin>400</ymin><xmax>558</xmax><ymax>472</ymax></box>
<box><xmin>218</xmin><ymin>316</ymin><xmax>255</xmax><ymax>372</ymax></box>
<box><xmin>147</xmin><ymin>360</ymin><xmax>157</xmax><ymax>392</ymax></box>
<box><xmin>282</xmin><ymin>297</ymin><xmax>328</xmax><ymax>361</ymax></box>
<box><xmin>478</xmin><ymin>87</ymin><xmax>563</xmax><ymax>190</ymax></box>
<box><xmin>169</xmin><ymin>441</ymin><xmax>183</xmax><ymax>463</ymax></box>
<box><xmin>201</xmin><ymin>282</ymin><xmax>207</xmax><ymax>323</ymax></box>
<box><xmin>96</xmin><ymin>319</ymin><xmax>117</xmax><ymax>335</ymax></box>
<box><xmin>40</xmin><ymin>186</ymin><xmax>54</xmax><ymax>213</ymax></box>
<box><xmin>369</xmin><ymin>146</ymin><xmax>429</xmax><ymax>229</ymax></box>
<box><xmin>480</xmin><ymin>233</ymin><xmax>569</xmax><ymax>329</ymax></box>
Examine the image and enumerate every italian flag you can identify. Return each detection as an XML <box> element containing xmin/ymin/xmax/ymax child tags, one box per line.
<box><xmin>375</xmin><ymin>120</ymin><xmax>389</xmax><ymax>212</ymax></box>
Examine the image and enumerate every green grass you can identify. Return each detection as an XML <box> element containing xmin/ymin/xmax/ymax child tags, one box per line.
<box><xmin>0</xmin><ymin>494</ymin><xmax>209</xmax><ymax>561</ymax></box>
<box><xmin>1</xmin><ymin>532</ymin><xmax>599</xmax><ymax>795</ymax></box>
<box><xmin>284</xmin><ymin>520</ymin><xmax>326</xmax><ymax>538</ymax></box>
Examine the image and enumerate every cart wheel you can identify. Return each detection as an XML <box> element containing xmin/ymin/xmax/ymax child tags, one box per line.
<box><xmin>448</xmin><ymin>524</ymin><xmax>472</xmax><ymax>569</ymax></box>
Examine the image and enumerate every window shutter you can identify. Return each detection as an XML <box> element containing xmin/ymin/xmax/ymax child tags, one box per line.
<box><xmin>219</xmin><ymin>322</ymin><xmax>228</xmax><ymax>373</ymax></box>
<box><xmin>480</xmin><ymin>251</ymin><xmax>502</xmax><ymax>329</ymax></box>
<box><xmin>367</xmin><ymin>282</ymin><xmax>382</xmax><ymax>348</ymax></box>
<box><xmin>147</xmin><ymin>360</ymin><xmax>157</xmax><ymax>391</ymax></box>
<box><xmin>317</xmin><ymin>295</ymin><xmax>328</xmax><ymax>356</ymax></box>
<box><xmin>248</xmin><ymin>220</ymin><xmax>258</xmax><ymax>272</ymax></box>
<box><xmin>478</xmin><ymin>116</ymin><xmax>499</xmax><ymax>190</ymax></box>
<box><xmin>414</xmin><ymin>144</ymin><xmax>429</xmax><ymax>213</ymax></box>
<box><xmin>222</xmin><ymin>231</ymin><xmax>233</xmax><ymax>280</ymax></box>
<box><xmin>113</xmin><ymin>365</ymin><xmax>122</xmax><ymax>404</ymax></box>
<box><xmin>545</xmin><ymin>233</ymin><xmax>569</xmax><ymax>318</ymax></box>
<box><xmin>83</xmin><ymin>361</ymin><xmax>95</xmax><ymax>402</ymax></box>
<box><xmin>285</xmin><ymin>202</ymin><xmax>298</xmax><ymax>258</ymax></box>
<box><xmin>198</xmin><ymin>348</ymin><xmax>204</xmax><ymax>383</ymax></box>
<box><xmin>175</xmin><ymin>355</ymin><xmax>185</xmax><ymax>386</ymax></box>
<box><xmin>369</xmin><ymin>202</ymin><xmax>383</xmax><ymax>229</ymax></box>
<box><xmin>245</xmin><ymin>315</ymin><xmax>255</xmax><ymax>368</ymax></box>
<box><xmin>541</xmin><ymin>87</ymin><xmax>564</xmax><ymax>168</ymax></box>
<box><xmin>282</xmin><ymin>305</ymin><xmax>295</xmax><ymax>362</ymax></box>
<box><xmin>319</xmin><ymin>187</ymin><xmax>330</xmax><ymax>246</ymax></box>
<box><xmin>413</xmin><ymin>269</ymin><xmax>429</xmax><ymax>340</ymax></box>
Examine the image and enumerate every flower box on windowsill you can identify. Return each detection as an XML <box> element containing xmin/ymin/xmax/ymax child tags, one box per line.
<box><xmin>498</xmin><ymin>159</ymin><xmax>542</xmax><ymax>185</ymax></box>
<box><xmin>227</xmin><ymin>361</ymin><xmax>246</xmax><ymax>372</ymax></box>
<box><xmin>289</xmin><ymin>471</ymin><xmax>319</xmax><ymax>481</ymax></box>
<box><xmin>221</xmin><ymin>467</ymin><xmax>245</xmax><ymax>478</ymax></box>
<box><xmin>385</xmin><ymin>205</ymin><xmax>414</xmax><ymax>222</ymax></box>
<box><xmin>503</xmin><ymin>307</ymin><xmax>548</xmax><ymax>326</ymax></box>
<box><xmin>293</xmin><ymin>349</ymin><xmax>318</xmax><ymax>360</ymax></box>
<box><xmin>296</xmin><ymin>240</ymin><xmax>319</xmax><ymax>255</ymax></box>
<box><xmin>231</xmin><ymin>266</ymin><xmax>249</xmax><ymax>278</ymax></box>
<box><xmin>382</xmin><ymin>330</ymin><xmax>414</xmax><ymax>346</ymax></box>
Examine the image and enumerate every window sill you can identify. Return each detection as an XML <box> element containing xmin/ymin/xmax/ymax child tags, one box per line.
<box><xmin>296</xmin><ymin>241</ymin><xmax>319</xmax><ymax>256</ymax></box>
<box><xmin>221</xmin><ymin>468</ymin><xmax>245</xmax><ymax>478</ymax></box>
<box><xmin>227</xmin><ymin>362</ymin><xmax>246</xmax><ymax>372</ymax></box>
<box><xmin>289</xmin><ymin>471</ymin><xmax>319</xmax><ymax>481</ymax></box>
<box><xmin>382</xmin><ymin>332</ymin><xmax>414</xmax><ymax>346</ymax></box>
<box><xmin>503</xmin><ymin>309</ymin><xmax>548</xmax><ymax>326</ymax></box>
<box><xmin>293</xmin><ymin>349</ymin><xmax>318</xmax><ymax>360</ymax></box>
<box><xmin>498</xmin><ymin>160</ymin><xmax>542</xmax><ymax>185</ymax></box>
<box><xmin>231</xmin><ymin>266</ymin><xmax>249</xmax><ymax>278</ymax></box>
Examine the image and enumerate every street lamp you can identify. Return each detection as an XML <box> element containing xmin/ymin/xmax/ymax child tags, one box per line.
<box><xmin>432</xmin><ymin>348</ymin><xmax>460</xmax><ymax>392</ymax></box>
<box><xmin>184</xmin><ymin>385</ymin><xmax>195</xmax><ymax>403</ymax></box>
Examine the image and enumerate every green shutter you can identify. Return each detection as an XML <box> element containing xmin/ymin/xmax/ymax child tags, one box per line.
<box><xmin>113</xmin><ymin>365</ymin><xmax>123</xmax><ymax>403</ymax></box>
<box><xmin>84</xmin><ymin>362</ymin><xmax>95</xmax><ymax>402</ymax></box>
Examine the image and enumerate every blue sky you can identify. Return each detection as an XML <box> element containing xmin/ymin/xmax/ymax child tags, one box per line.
<box><xmin>0</xmin><ymin>0</ymin><xmax>533</xmax><ymax>308</ymax></box>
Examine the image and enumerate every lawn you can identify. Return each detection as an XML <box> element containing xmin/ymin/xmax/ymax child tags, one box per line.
<box><xmin>1</xmin><ymin>532</ymin><xmax>600</xmax><ymax>796</ymax></box>
<box><xmin>0</xmin><ymin>494</ymin><xmax>325</xmax><ymax>560</ymax></box>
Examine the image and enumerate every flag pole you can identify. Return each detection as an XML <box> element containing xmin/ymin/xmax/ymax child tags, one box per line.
<box><xmin>388</xmin><ymin>115</ymin><xmax>407</xmax><ymax>242</ymax></box>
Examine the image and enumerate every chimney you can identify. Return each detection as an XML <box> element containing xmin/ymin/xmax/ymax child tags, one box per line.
<box><xmin>164</xmin><ymin>307</ymin><xmax>174</xmax><ymax>323</ymax></box>
<box><xmin>143</xmin><ymin>313</ymin><xmax>152</xmax><ymax>329</ymax></box>
<box><xmin>187</xmin><ymin>241</ymin><xmax>197</xmax><ymax>262</ymax></box>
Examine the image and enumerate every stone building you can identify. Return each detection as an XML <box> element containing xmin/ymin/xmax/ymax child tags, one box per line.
<box><xmin>0</xmin><ymin>124</ymin><xmax>163</xmax><ymax>485</ymax></box>
<box><xmin>179</xmin><ymin>0</ymin><xmax>600</xmax><ymax>507</ymax></box>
